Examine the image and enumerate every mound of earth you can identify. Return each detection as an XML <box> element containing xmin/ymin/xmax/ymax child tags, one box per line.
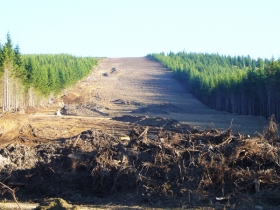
<box><xmin>112</xmin><ymin>115</ymin><xmax>193</xmax><ymax>132</ymax></box>
<box><xmin>61</xmin><ymin>104</ymin><xmax>109</xmax><ymax>116</ymax></box>
<box><xmin>0</xmin><ymin>119</ymin><xmax>279</xmax><ymax>209</ymax></box>
<box><xmin>111</xmin><ymin>99</ymin><xmax>144</xmax><ymax>106</ymax></box>
<box><xmin>35</xmin><ymin>198</ymin><xmax>78</xmax><ymax>210</ymax></box>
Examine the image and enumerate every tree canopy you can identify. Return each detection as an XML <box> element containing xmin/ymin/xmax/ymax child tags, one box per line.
<box><xmin>0</xmin><ymin>33</ymin><xmax>99</xmax><ymax>111</ymax></box>
<box><xmin>148</xmin><ymin>52</ymin><xmax>280</xmax><ymax>121</ymax></box>
<box><xmin>22</xmin><ymin>54</ymin><xmax>98</xmax><ymax>96</ymax></box>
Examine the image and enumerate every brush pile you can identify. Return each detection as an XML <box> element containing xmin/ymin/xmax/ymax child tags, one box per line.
<box><xmin>0</xmin><ymin>117</ymin><xmax>280</xmax><ymax>208</ymax></box>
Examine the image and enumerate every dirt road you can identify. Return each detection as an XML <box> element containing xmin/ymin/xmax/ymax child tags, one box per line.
<box><xmin>62</xmin><ymin>57</ymin><xmax>268</xmax><ymax>135</ymax></box>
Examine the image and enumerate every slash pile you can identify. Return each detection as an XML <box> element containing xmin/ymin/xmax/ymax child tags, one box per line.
<box><xmin>0</xmin><ymin>118</ymin><xmax>280</xmax><ymax>208</ymax></box>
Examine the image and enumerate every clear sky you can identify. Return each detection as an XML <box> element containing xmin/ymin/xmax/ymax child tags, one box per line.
<box><xmin>0</xmin><ymin>0</ymin><xmax>279</xmax><ymax>59</ymax></box>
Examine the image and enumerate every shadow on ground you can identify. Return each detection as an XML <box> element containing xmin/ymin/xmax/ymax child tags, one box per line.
<box><xmin>1</xmin><ymin>118</ymin><xmax>280</xmax><ymax>209</ymax></box>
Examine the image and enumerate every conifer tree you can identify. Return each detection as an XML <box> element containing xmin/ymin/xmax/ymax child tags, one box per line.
<box><xmin>1</xmin><ymin>33</ymin><xmax>15</xmax><ymax>111</ymax></box>
<box><xmin>0</xmin><ymin>33</ymin><xmax>99</xmax><ymax>111</ymax></box>
<box><xmin>148</xmin><ymin>51</ymin><xmax>280</xmax><ymax>121</ymax></box>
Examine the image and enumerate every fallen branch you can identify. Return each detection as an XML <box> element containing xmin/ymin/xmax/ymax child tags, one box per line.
<box><xmin>0</xmin><ymin>182</ymin><xmax>21</xmax><ymax>210</ymax></box>
<box><xmin>138</xmin><ymin>127</ymin><xmax>149</xmax><ymax>139</ymax></box>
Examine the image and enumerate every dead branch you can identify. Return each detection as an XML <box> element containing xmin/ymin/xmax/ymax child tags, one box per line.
<box><xmin>0</xmin><ymin>182</ymin><xmax>21</xmax><ymax>210</ymax></box>
<box><xmin>138</xmin><ymin>126</ymin><xmax>149</xmax><ymax>139</ymax></box>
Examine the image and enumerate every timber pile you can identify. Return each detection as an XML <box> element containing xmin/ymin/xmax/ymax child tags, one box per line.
<box><xmin>0</xmin><ymin>118</ymin><xmax>280</xmax><ymax>208</ymax></box>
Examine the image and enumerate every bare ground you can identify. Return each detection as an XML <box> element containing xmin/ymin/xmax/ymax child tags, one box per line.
<box><xmin>62</xmin><ymin>57</ymin><xmax>268</xmax><ymax>135</ymax></box>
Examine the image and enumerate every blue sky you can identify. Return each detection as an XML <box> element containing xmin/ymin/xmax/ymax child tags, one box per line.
<box><xmin>0</xmin><ymin>0</ymin><xmax>279</xmax><ymax>58</ymax></box>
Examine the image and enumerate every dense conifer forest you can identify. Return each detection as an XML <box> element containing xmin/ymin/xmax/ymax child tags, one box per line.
<box><xmin>148</xmin><ymin>52</ymin><xmax>280</xmax><ymax>122</ymax></box>
<box><xmin>0</xmin><ymin>33</ymin><xmax>98</xmax><ymax>111</ymax></box>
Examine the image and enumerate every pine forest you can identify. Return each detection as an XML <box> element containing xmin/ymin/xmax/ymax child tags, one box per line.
<box><xmin>148</xmin><ymin>52</ymin><xmax>280</xmax><ymax>121</ymax></box>
<box><xmin>0</xmin><ymin>33</ymin><xmax>98</xmax><ymax>112</ymax></box>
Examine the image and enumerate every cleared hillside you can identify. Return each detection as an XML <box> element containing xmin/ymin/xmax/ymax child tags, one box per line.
<box><xmin>62</xmin><ymin>57</ymin><xmax>268</xmax><ymax>135</ymax></box>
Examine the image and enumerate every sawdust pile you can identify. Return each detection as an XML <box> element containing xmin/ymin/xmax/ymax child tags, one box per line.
<box><xmin>0</xmin><ymin>117</ymin><xmax>280</xmax><ymax>208</ymax></box>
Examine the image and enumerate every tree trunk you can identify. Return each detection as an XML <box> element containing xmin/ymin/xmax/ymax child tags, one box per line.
<box><xmin>3</xmin><ymin>68</ymin><xmax>10</xmax><ymax>112</ymax></box>
<box><xmin>267</xmin><ymin>90</ymin><xmax>271</xmax><ymax>117</ymax></box>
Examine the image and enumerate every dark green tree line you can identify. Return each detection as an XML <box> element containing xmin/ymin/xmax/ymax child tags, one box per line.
<box><xmin>22</xmin><ymin>54</ymin><xmax>98</xmax><ymax>96</ymax></box>
<box><xmin>148</xmin><ymin>52</ymin><xmax>280</xmax><ymax>122</ymax></box>
<box><xmin>0</xmin><ymin>33</ymin><xmax>99</xmax><ymax>111</ymax></box>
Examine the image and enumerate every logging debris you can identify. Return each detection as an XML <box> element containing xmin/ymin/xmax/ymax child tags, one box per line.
<box><xmin>0</xmin><ymin>119</ymin><xmax>280</xmax><ymax>209</ymax></box>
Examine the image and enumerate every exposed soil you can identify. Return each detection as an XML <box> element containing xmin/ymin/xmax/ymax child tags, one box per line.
<box><xmin>61</xmin><ymin>57</ymin><xmax>268</xmax><ymax>135</ymax></box>
<box><xmin>0</xmin><ymin>57</ymin><xmax>278</xmax><ymax>210</ymax></box>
